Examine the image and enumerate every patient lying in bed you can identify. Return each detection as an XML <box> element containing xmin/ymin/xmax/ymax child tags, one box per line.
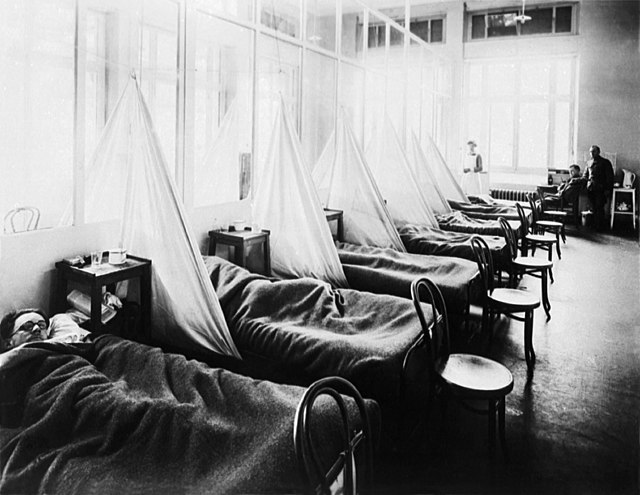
<box><xmin>1</xmin><ymin>309</ymin><xmax>91</xmax><ymax>352</ymax></box>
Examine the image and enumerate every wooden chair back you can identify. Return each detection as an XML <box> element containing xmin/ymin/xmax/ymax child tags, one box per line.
<box><xmin>411</xmin><ymin>277</ymin><xmax>450</xmax><ymax>366</ymax></box>
<box><xmin>498</xmin><ymin>217</ymin><xmax>518</xmax><ymax>261</ymax></box>
<box><xmin>294</xmin><ymin>376</ymin><xmax>374</xmax><ymax>495</ymax></box>
<box><xmin>471</xmin><ymin>235</ymin><xmax>496</xmax><ymax>296</ymax></box>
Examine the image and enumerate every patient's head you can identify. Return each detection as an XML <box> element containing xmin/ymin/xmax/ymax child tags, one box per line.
<box><xmin>1</xmin><ymin>309</ymin><xmax>49</xmax><ymax>352</ymax></box>
<box><xmin>569</xmin><ymin>164</ymin><xmax>581</xmax><ymax>178</ymax></box>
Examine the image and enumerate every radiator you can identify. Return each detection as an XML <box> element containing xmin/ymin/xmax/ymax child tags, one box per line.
<box><xmin>489</xmin><ymin>188</ymin><xmax>533</xmax><ymax>202</ymax></box>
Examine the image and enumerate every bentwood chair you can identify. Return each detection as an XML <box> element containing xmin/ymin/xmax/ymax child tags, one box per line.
<box><xmin>516</xmin><ymin>202</ymin><xmax>558</xmax><ymax>263</ymax></box>
<box><xmin>3</xmin><ymin>206</ymin><xmax>40</xmax><ymax>234</ymax></box>
<box><xmin>498</xmin><ymin>217</ymin><xmax>552</xmax><ymax>321</ymax></box>
<box><xmin>411</xmin><ymin>277</ymin><xmax>514</xmax><ymax>457</ymax></box>
<box><xmin>528</xmin><ymin>194</ymin><xmax>564</xmax><ymax>256</ymax></box>
<box><xmin>294</xmin><ymin>376</ymin><xmax>374</xmax><ymax>495</ymax></box>
<box><xmin>471</xmin><ymin>236</ymin><xmax>540</xmax><ymax>372</ymax></box>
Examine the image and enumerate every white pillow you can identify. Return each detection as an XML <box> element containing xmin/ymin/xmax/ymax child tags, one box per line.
<box><xmin>48</xmin><ymin>313</ymin><xmax>91</xmax><ymax>344</ymax></box>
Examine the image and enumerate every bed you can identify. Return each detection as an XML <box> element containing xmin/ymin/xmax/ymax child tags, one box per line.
<box><xmin>435</xmin><ymin>210</ymin><xmax>521</xmax><ymax>237</ymax></box>
<box><xmin>398</xmin><ymin>223</ymin><xmax>509</xmax><ymax>271</ymax></box>
<box><xmin>446</xmin><ymin>199</ymin><xmax>521</xmax><ymax>221</ymax></box>
<box><xmin>335</xmin><ymin>241</ymin><xmax>480</xmax><ymax>315</ymax></box>
<box><xmin>0</xmin><ymin>335</ymin><xmax>379</xmax><ymax>494</ymax></box>
<box><xmin>206</xmin><ymin>256</ymin><xmax>431</xmax><ymax>417</ymax></box>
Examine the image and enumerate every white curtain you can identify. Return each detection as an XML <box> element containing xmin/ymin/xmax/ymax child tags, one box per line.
<box><xmin>421</xmin><ymin>132</ymin><xmax>468</xmax><ymax>203</ymax></box>
<box><xmin>313</xmin><ymin>111</ymin><xmax>405</xmax><ymax>251</ymax></box>
<box><xmin>408</xmin><ymin>132</ymin><xmax>452</xmax><ymax>215</ymax></box>
<box><xmin>252</xmin><ymin>97</ymin><xmax>347</xmax><ymax>287</ymax></box>
<box><xmin>86</xmin><ymin>76</ymin><xmax>240</xmax><ymax>358</ymax></box>
<box><xmin>365</xmin><ymin>117</ymin><xmax>439</xmax><ymax>228</ymax></box>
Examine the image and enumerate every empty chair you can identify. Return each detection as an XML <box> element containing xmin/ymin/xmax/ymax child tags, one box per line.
<box><xmin>498</xmin><ymin>217</ymin><xmax>552</xmax><ymax>321</ymax></box>
<box><xmin>411</xmin><ymin>277</ymin><xmax>514</xmax><ymax>457</ymax></box>
<box><xmin>3</xmin><ymin>206</ymin><xmax>40</xmax><ymax>234</ymax></box>
<box><xmin>528</xmin><ymin>194</ymin><xmax>564</xmax><ymax>256</ymax></box>
<box><xmin>294</xmin><ymin>376</ymin><xmax>374</xmax><ymax>495</ymax></box>
<box><xmin>471</xmin><ymin>236</ymin><xmax>540</xmax><ymax>372</ymax></box>
<box><xmin>516</xmin><ymin>202</ymin><xmax>558</xmax><ymax>262</ymax></box>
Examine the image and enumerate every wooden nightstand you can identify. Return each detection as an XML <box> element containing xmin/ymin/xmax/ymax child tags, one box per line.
<box><xmin>208</xmin><ymin>229</ymin><xmax>271</xmax><ymax>276</ymax></box>
<box><xmin>324</xmin><ymin>208</ymin><xmax>344</xmax><ymax>242</ymax></box>
<box><xmin>610</xmin><ymin>187</ymin><xmax>637</xmax><ymax>230</ymax></box>
<box><xmin>55</xmin><ymin>255</ymin><xmax>151</xmax><ymax>338</ymax></box>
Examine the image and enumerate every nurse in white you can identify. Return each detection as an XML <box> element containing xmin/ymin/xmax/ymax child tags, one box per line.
<box><xmin>461</xmin><ymin>140</ymin><xmax>483</xmax><ymax>196</ymax></box>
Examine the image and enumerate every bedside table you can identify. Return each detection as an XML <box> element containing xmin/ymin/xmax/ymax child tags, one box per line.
<box><xmin>610</xmin><ymin>187</ymin><xmax>637</xmax><ymax>230</ymax></box>
<box><xmin>55</xmin><ymin>255</ymin><xmax>151</xmax><ymax>337</ymax></box>
<box><xmin>324</xmin><ymin>208</ymin><xmax>344</xmax><ymax>242</ymax></box>
<box><xmin>208</xmin><ymin>229</ymin><xmax>271</xmax><ymax>276</ymax></box>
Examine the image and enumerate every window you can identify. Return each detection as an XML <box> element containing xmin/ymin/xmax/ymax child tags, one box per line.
<box><xmin>261</xmin><ymin>0</ymin><xmax>300</xmax><ymax>39</ymax></box>
<box><xmin>306</xmin><ymin>0</ymin><xmax>336</xmax><ymax>52</ymax></box>
<box><xmin>341</xmin><ymin>0</ymin><xmax>364</xmax><ymax>60</ymax></box>
<box><xmin>410</xmin><ymin>17</ymin><xmax>445</xmax><ymax>44</ymax></box>
<box><xmin>462</xmin><ymin>57</ymin><xmax>576</xmax><ymax>183</ymax></box>
<box><xmin>469</xmin><ymin>4</ymin><xmax>575</xmax><ymax>40</ymax></box>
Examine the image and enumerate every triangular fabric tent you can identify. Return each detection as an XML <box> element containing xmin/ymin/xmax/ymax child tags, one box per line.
<box><xmin>85</xmin><ymin>76</ymin><xmax>240</xmax><ymax>358</ymax></box>
<box><xmin>252</xmin><ymin>97</ymin><xmax>348</xmax><ymax>288</ymax></box>
<box><xmin>365</xmin><ymin>117</ymin><xmax>439</xmax><ymax>228</ymax></box>
<box><xmin>408</xmin><ymin>132</ymin><xmax>452</xmax><ymax>216</ymax></box>
<box><xmin>421</xmin><ymin>132</ymin><xmax>468</xmax><ymax>203</ymax></box>
<box><xmin>194</xmin><ymin>101</ymin><xmax>241</xmax><ymax>206</ymax></box>
<box><xmin>312</xmin><ymin>111</ymin><xmax>406</xmax><ymax>251</ymax></box>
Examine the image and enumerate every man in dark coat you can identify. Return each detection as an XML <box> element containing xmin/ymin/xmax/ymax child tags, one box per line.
<box><xmin>583</xmin><ymin>145</ymin><xmax>614</xmax><ymax>230</ymax></box>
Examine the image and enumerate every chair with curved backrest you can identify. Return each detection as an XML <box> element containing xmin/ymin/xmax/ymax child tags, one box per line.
<box><xmin>527</xmin><ymin>194</ymin><xmax>563</xmax><ymax>258</ymax></box>
<box><xmin>516</xmin><ymin>202</ymin><xmax>558</xmax><ymax>263</ymax></box>
<box><xmin>498</xmin><ymin>217</ymin><xmax>552</xmax><ymax>321</ymax></box>
<box><xmin>536</xmin><ymin>185</ymin><xmax>573</xmax><ymax>235</ymax></box>
<box><xmin>471</xmin><ymin>236</ymin><xmax>540</xmax><ymax>372</ymax></box>
<box><xmin>294</xmin><ymin>376</ymin><xmax>374</xmax><ymax>495</ymax></box>
<box><xmin>411</xmin><ymin>277</ymin><xmax>514</xmax><ymax>457</ymax></box>
<box><xmin>3</xmin><ymin>206</ymin><xmax>40</xmax><ymax>234</ymax></box>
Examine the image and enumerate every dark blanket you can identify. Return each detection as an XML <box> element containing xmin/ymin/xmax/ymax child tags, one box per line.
<box><xmin>336</xmin><ymin>242</ymin><xmax>479</xmax><ymax>314</ymax></box>
<box><xmin>436</xmin><ymin>210</ymin><xmax>520</xmax><ymax>237</ymax></box>
<box><xmin>206</xmin><ymin>256</ymin><xmax>430</xmax><ymax>407</ymax></box>
<box><xmin>0</xmin><ymin>336</ymin><xmax>378</xmax><ymax>494</ymax></box>
<box><xmin>398</xmin><ymin>223</ymin><xmax>509</xmax><ymax>270</ymax></box>
<box><xmin>447</xmin><ymin>199</ymin><xmax>520</xmax><ymax>220</ymax></box>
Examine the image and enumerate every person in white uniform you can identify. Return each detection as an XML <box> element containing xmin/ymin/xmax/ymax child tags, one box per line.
<box><xmin>461</xmin><ymin>140</ymin><xmax>483</xmax><ymax>196</ymax></box>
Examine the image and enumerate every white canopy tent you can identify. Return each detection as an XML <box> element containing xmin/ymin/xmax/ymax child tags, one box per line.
<box><xmin>421</xmin><ymin>132</ymin><xmax>468</xmax><ymax>203</ymax></box>
<box><xmin>312</xmin><ymin>111</ymin><xmax>406</xmax><ymax>251</ymax></box>
<box><xmin>83</xmin><ymin>75</ymin><xmax>240</xmax><ymax>358</ymax></box>
<box><xmin>251</xmin><ymin>97</ymin><xmax>347</xmax><ymax>288</ymax></box>
<box><xmin>365</xmin><ymin>117</ymin><xmax>439</xmax><ymax>228</ymax></box>
<box><xmin>408</xmin><ymin>132</ymin><xmax>452</xmax><ymax>216</ymax></box>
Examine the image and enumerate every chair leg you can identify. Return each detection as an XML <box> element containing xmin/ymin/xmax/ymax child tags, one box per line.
<box><xmin>498</xmin><ymin>397</ymin><xmax>508</xmax><ymax>460</ymax></box>
<box><xmin>547</xmin><ymin>244</ymin><xmax>553</xmax><ymax>262</ymax></box>
<box><xmin>524</xmin><ymin>309</ymin><xmax>536</xmax><ymax>371</ymax></box>
<box><xmin>488</xmin><ymin>399</ymin><xmax>496</xmax><ymax>457</ymax></box>
<box><xmin>541</xmin><ymin>268</ymin><xmax>551</xmax><ymax>321</ymax></box>
<box><xmin>561</xmin><ymin>224</ymin><xmax>566</xmax><ymax>244</ymax></box>
<box><xmin>555</xmin><ymin>231</ymin><xmax>562</xmax><ymax>259</ymax></box>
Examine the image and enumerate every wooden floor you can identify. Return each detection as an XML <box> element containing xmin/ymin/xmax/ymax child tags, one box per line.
<box><xmin>375</xmin><ymin>220</ymin><xmax>640</xmax><ymax>494</ymax></box>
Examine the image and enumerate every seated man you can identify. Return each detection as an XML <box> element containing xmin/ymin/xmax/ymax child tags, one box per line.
<box><xmin>1</xmin><ymin>309</ymin><xmax>91</xmax><ymax>352</ymax></box>
<box><xmin>543</xmin><ymin>164</ymin><xmax>586</xmax><ymax>209</ymax></box>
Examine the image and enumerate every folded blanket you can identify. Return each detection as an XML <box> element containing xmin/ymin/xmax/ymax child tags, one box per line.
<box><xmin>0</xmin><ymin>335</ymin><xmax>378</xmax><ymax>494</ymax></box>
<box><xmin>447</xmin><ymin>199</ymin><xmax>520</xmax><ymax>220</ymax></box>
<box><xmin>336</xmin><ymin>242</ymin><xmax>480</xmax><ymax>313</ymax></box>
<box><xmin>206</xmin><ymin>256</ymin><xmax>430</xmax><ymax>407</ymax></box>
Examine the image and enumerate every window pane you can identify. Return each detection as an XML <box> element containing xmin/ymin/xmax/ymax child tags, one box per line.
<box><xmin>261</xmin><ymin>0</ymin><xmax>300</xmax><ymax>38</ymax></box>
<box><xmin>521</xmin><ymin>8</ymin><xmax>553</xmax><ymax>35</ymax></box>
<box><xmin>194</xmin><ymin>15</ymin><xmax>253</xmax><ymax>207</ymax></box>
<box><xmin>553</xmin><ymin>101</ymin><xmax>571</xmax><ymax>168</ymax></box>
<box><xmin>521</xmin><ymin>61</ymin><xmax>550</xmax><ymax>96</ymax></box>
<box><xmin>431</xmin><ymin>19</ymin><xmax>444</xmax><ymax>42</ymax></box>
<box><xmin>518</xmin><ymin>102</ymin><xmax>549</xmax><ymax>170</ymax></box>
<box><xmin>487</xmin><ymin>12</ymin><xmax>517</xmax><ymax>38</ymax></box>
<box><xmin>488</xmin><ymin>63</ymin><xmax>515</xmax><ymax>96</ymax></box>
<box><xmin>390</xmin><ymin>23</ymin><xmax>404</xmax><ymax>47</ymax></box>
<box><xmin>306</xmin><ymin>0</ymin><xmax>336</xmax><ymax>52</ymax></box>
<box><xmin>338</xmin><ymin>63</ymin><xmax>364</xmax><ymax>144</ymax></box>
<box><xmin>0</xmin><ymin>0</ymin><xmax>75</xmax><ymax>231</ymax></box>
<box><xmin>368</xmin><ymin>14</ymin><xmax>386</xmax><ymax>49</ymax></box>
<box><xmin>410</xmin><ymin>20</ymin><xmax>429</xmax><ymax>43</ymax></box>
<box><xmin>471</xmin><ymin>15</ymin><xmax>485</xmax><ymax>39</ymax></box>
<box><xmin>302</xmin><ymin>51</ymin><xmax>335</xmax><ymax>169</ymax></box>
<box><xmin>341</xmin><ymin>0</ymin><xmax>364</xmax><ymax>60</ymax></box>
<box><xmin>194</xmin><ymin>0</ymin><xmax>254</xmax><ymax>21</ymax></box>
<box><xmin>555</xmin><ymin>6</ymin><xmax>572</xmax><ymax>33</ymax></box>
<box><xmin>489</xmin><ymin>102</ymin><xmax>514</xmax><ymax>169</ymax></box>
<box><xmin>556</xmin><ymin>58</ymin><xmax>573</xmax><ymax>95</ymax></box>
<box><xmin>256</xmin><ymin>36</ymin><xmax>300</xmax><ymax>172</ymax></box>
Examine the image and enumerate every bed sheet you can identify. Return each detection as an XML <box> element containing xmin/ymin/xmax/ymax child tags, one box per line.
<box><xmin>436</xmin><ymin>210</ymin><xmax>520</xmax><ymax>237</ymax></box>
<box><xmin>0</xmin><ymin>336</ymin><xmax>378</xmax><ymax>494</ymax></box>
<box><xmin>447</xmin><ymin>199</ymin><xmax>520</xmax><ymax>220</ymax></box>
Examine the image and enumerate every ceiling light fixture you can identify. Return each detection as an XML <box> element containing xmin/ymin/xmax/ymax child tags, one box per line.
<box><xmin>514</xmin><ymin>0</ymin><xmax>532</xmax><ymax>23</ymax></box>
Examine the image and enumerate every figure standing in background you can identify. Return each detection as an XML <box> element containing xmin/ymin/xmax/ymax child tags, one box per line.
<box><xmin>461</xmin><ymin>140</ymin><xmax>483</xmax><ymax>196</ymax></box>
<box><xmin>583</xmin><ymin>145</ymin><xmax>614</xmax><ymax>231</ymax></box>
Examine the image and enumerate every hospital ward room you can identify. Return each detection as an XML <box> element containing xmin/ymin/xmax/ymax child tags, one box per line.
<box><xmin>1</xmin><ymin>0</ymin><xmax>639</xmax><ymax>493</ymax></box>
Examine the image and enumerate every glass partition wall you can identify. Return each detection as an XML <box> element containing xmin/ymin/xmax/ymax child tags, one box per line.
<box><xmin>0</xmin><ymin>0</ymin><xmax>452</xmax><ymax>231</ymax></box>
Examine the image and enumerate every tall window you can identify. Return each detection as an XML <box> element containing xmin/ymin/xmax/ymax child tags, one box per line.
<box><xmin>463</xmin><ymin>57</ymin><xmax>576</xmax><ymax>183</ymax></box>
<box><xmin>410</xmin><ymin>17</ymin><xmax>445</xmax><ymax>44</ymax></box>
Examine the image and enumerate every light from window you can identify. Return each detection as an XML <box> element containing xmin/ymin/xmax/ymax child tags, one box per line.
<box><xmin>471</xmin><ymin>5</ymin><xmax>574</xmax><ymax>40</ymax></box>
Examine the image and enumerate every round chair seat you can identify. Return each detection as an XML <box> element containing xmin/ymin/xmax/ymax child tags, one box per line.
<box><xmin>489</xmin><ymin>288</ymin><xmax>541</xmax><ymax>311</ymax></box>
<box><xmin>527</xmin><ymin>233</ymin><xmax>556</xmax><ymax>243</ymax></box>
<box><xmin>437</xmin><ymin>353</ymin><xmax>514</xmax><ymax>399</ymax></box>
<box><xmin>512</xmin><ymin>257</ymin><xmax>553</xmax><ymax>269</ymax></box>
<box><xmin>544</xmin><ymin>210</ymin><xmax>568</xmax><ymax>218</ymax></box>
<box><xmin>537</xmin><ymin>220</ymin><xmax>563</xmax><ymax>229</ymax></box>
